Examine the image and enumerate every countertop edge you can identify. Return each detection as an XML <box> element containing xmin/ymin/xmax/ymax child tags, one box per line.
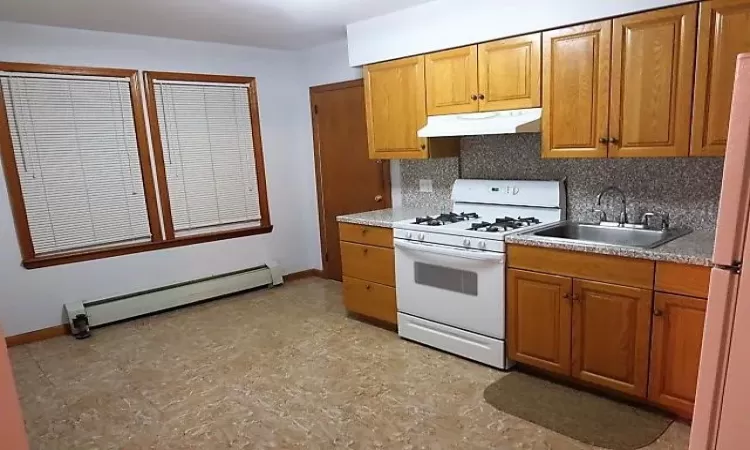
<box><xmin>336</xmin><ymin>216</ymin><xmax>394</xmax><ymax>228</ymax></box>
<box><xmin>505</xmin><ymin>235</ymin><xmax>714</xmax><ymax>267</ymax></box>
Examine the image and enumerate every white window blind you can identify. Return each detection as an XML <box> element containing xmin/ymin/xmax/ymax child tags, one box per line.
<box><xmin>1</xmin><ymin>73</ymin><xmax>152</xmax><ymax>256</ymax></box>
<box><xmin>154</xmin><ymin>80</ymin><xmax>262</xmax><ymax>237</ymax></box>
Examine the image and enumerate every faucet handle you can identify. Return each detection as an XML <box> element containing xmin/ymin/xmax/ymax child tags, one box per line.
<box><xmin>641</xmin><ymin>212</ymin><xmax>670</xmax><ymax>230</ymax></box>
<box><xmin>662</xmin><ymin>212</ymin><xmax>670</xmax><ymax>230</ymax></box>
<box><xmin>591</xmin><ymin>208</ymin><xmax>607</xmax><ymax>224</ymax></box>
<box><xmin>641</xmin><ymin>212</ymin><xmax>656</xmax><ymax>229</ymax></box>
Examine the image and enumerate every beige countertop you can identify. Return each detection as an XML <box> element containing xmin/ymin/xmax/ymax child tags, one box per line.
<box><xmin>336</xmin><ymin>207</ymin><xmax>432</xmax><ymax>228</ymax></box>
<box><xmin>505</xmin><ymin>228</ymin><xmax>716</xmax><ymax>267</ymax></box>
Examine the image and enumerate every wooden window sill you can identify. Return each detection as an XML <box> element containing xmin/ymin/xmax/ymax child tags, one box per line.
<box><xmin>22</xmin><ymin>225</ymin><xmax>273</xmax><ymax>269</ymax></box>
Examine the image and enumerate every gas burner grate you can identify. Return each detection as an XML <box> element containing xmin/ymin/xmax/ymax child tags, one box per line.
<box><xmin>469</xmin><ymin>216</ymin><xmax>543</xmax><ymax>232</ymax></box>
<box><xmin>413</xmin><ymin>212</ymin><xmax>479</xmax><ymax>226</ymax></box>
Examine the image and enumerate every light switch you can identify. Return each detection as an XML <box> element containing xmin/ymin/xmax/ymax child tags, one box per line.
<box><xmin>419</xmin><ymin>179</ymin><xmax>433</xmax><ymax>193</ymax></box>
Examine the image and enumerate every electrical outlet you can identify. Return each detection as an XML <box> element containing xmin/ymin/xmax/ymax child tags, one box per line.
<box><xmin>419</xmin><ymin>179</ymin><xmax>433</xmax><ymax>193</ymax></box>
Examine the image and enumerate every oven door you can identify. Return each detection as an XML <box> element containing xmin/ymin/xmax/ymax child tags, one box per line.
<box><xmin>394</xmin><ymin>239</ymin><xmax>505</xmax><ymax>339</ymax></box>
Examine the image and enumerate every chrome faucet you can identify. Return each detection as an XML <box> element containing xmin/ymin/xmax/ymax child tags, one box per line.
<box><xmin>595</xmin><ymin>186</ymin><xmax>628</xmax><ymax>226</ymax></box>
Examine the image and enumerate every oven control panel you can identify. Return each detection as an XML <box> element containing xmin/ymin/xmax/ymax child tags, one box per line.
<box><xmin>393</xmin><ymin>229</ymin><xmax>505</xmax><ymax>253</ymax></box>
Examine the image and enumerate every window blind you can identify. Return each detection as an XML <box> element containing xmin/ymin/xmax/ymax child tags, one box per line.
<box><xmin>1</xmin><ymin>73</ymin><xmax>152</xmax><ymax>255</ymax></box>
<box><xmin>153</xmin><ymin>80</ymin><xmax>262</xmax><ymax>237</ymax></box>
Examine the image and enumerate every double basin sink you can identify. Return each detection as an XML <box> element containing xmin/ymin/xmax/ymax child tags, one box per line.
<box><xmin>527</xmin><ymin>221</ymin><xmax>691</xmax><ymax>249</ymax></box>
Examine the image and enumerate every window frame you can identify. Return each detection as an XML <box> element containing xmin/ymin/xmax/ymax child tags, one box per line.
<box><xmin>143</xmin><ymin>71</ymin><xmax>272</xmax><ymax>240</ymax></box>
<box><xmin>0</xmin><ymin>63</ymin><xmax>273</xmax><ymax>269</ymax></box>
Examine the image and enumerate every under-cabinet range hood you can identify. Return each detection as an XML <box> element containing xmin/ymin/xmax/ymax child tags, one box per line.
<box><xmin>417</xmin><ymin>108</ymin><xmax>541</xmax><ymax>138</ymax></box>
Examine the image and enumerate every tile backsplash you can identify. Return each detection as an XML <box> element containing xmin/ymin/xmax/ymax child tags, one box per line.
<box><xmin>400</xmin><ymin>134</ymin><xmax>724</xmax><ymax>231</ymax></box>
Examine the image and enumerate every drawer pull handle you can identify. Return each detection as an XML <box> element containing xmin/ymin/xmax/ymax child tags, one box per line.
<box><xmin>366</xmin><ymin>284</ymin><xmax>372</xmax><ymax>291</ymax></box>
<box><xmin>363</xmin><ymin>248</ymin><xmax>369</xmax><ymax>255</ymax></box>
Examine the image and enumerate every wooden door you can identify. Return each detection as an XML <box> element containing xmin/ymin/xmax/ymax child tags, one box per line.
<box><xmin>507</xmin><ymin>269</ymin><xmax>573</xmax><ymax>375</ymax></box>
<box><xmin>311</xmin><ymin>81</ymin><xmax>390</xmax><ymax>281</ymax></box>
<box><xmin>542</xmin><ymin>22</ymin><xmax>611</xmax><ymax>158</ymax></box>
<box><xmin>691</xmin><ymin>0</ymin><xmax>750</xmax><ymax>156</ymax></box>
<box><xmin>572</xmin><ymin>280</ymin><xmax>652</xmax><ymax>397</ymax></box>
<box><xmin>425</xmin><ymin>45</ymin><xmax>479</xmax><ymax>115</ymax></box>
<box><xmin>364</xmin><ymin>56</ymin><xmax>428</xmax><ymax>159</ymax></box>
<box><xmin>649</xmin><ymin>293</ymin><xmax>707</xmax><ymax>418</ymax></box>
<box><xmin>478</xmin><ymin>33</ymin><xmax>541</xmax><ymax>111</ymax></box>
<box><xmin>609</xmin><ymin>4</ymin><xmax>698</xmax><ymax>158</ymax></box>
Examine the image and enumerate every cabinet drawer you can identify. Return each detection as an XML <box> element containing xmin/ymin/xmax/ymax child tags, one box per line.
<box><xmin>340</xmin><ymin>242</ymin><xmax>395</xmax><ymax>286</ymax></box>
<box><xmin>655</xmin><ymin>262</ymin><xmax>711</xmax><ymax>298</ymax></box>
<box><xmin>507</xmin><ymin>245</ymin><xmax>655</xmax><ymax>289</ymax></box>
<box><xmin>343</xmin><ymin>277</ymin><xmax>397</xmax><ymax>324</ymax></box>
<box><xmin>339</xmin><ymin>223</ymin><xmax>393</xmax><ymax>248</ymax></box>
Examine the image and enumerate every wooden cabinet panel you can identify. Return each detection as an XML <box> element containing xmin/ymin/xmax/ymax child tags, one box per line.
<box><xmin>649</xmin><ymin>293</ymin><xmax>707</xmax><ymax>418</ymax></box>
<box><xmin>340</xmin><ymin>242</ymin><xmax>395</xmax><ymax>286</ymax></box>
<box><xmin>425</xmin><ymin>46</ymin><xmax>479</xmax><ymax>115</ymax></box>
<box><xmin>609</xmin><ymin>4</ymin><xmax>698</xmax><ymax>158</ymax></box>
<box><xmin>339</xmin><ymin>223</ymin><xmax>393</xmax><ymax>248</ymax></box>
<box><xmin>692</xmin><ymin>0</ymin><xmax>750</xmax><ymax>156</ymax></box>
<box><xmin>542</xmin><ymin>22</ymin><xmax>611</xmax><ymax>158</ymax></box>
<box><xmin>508</xmin><ymin>269</ymin><xmax>573</xmax><ymax>375</ymax></box>
<box><xmin>507</xmin><ymin>244</ymin><xmax>655</xmax><ymax>289</ymax></box>
<box><xmin>478</xmin><ymin>33</ymin><xmax>541</xmax><ymax>111</ymax></box>
<box><xmin>342</xmin><ymin>276</ymin><xmax>397</xmax><ymax>324</ymax></box>
<box><xmin>364</xmin><ymin>56</ymin><xmax>429</xmax><ymax>159</ymax></box>
<box><xmin>655</xmin><ymin>262</ymin><xmax>712</xmax><ymax>298</ymax></box>
<box><xmin>572</xmin><ymin>280</ymin><xmax>652</xmax><ymax>397</ymax></box>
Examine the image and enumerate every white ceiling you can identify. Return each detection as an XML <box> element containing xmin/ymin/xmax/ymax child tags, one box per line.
<box><xmin>0</xmin><ymin>0</ymin><xmax>435</xmax><ymax>50</ymax></box>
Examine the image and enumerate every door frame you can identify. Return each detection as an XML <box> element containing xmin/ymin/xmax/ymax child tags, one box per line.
<box><xmin>310</xmin><ymin>79</ymin><xmax>392</xmax><ymax>279</ymax></box>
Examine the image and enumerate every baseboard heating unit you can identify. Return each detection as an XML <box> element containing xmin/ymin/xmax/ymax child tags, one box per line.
<box><xmin>64</xmin><ymin>265</ymin><xmax>283</xmax><ymax>338</ymax></box>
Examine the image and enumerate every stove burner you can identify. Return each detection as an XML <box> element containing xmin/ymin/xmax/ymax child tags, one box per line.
<box><xmin>413</xmin><ymin>212</ymin><xmax>479</xmax><ymax>226</ymax></box>
<box><xmin>468</xmin><ymin>216</ymin><xmax>543</xmax><ymax>232</ymax></box>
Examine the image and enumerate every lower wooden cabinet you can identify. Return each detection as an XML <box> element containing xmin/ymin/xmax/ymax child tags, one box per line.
<box><xmin>339</xmin><ymin>224</ymin><xmax>397</xmax><ymax>325</ymax></box>
<box><xmin>649</xmin><ymin>292</ymin><xmax>707</xmax><ymax>417</ymax></box>
<box><xmin>507</xmin><ymin>244</ymin><xmax>709</xmax><ymax>418</ymax></box>
<box><xmin>507</xmin><ymin>269</ymin><xmax>572</xmax><ymax>375</ymax></box>
<box><xmin>342</xmin><ymin>276</ymin><xmax>397</xmax><ymax>324</ymax></box>
<box><xmin>572</xmin><ymin>280</ymin><xmax>652</xmax><ymax>397</ymax></box>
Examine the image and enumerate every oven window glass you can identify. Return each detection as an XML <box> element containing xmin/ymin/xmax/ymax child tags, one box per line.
<box><xmin>414</xmin><ymin>262</ymin><xmax>478</xmax><ymax>296</ymax></box>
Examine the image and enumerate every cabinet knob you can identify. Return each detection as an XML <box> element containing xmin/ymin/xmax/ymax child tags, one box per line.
<box><xmin>420</xmin><ymin>144</ymin><xmax>426</xmax><ymax>150</ymax></box>
<box><xmin>478</xmin><ymin>94</ymin><xmax>485</xmax><ymax>100</ymax></box>
<box><xmin>374</xmin><ymin>195</ymin><xmax>383</xmax><ymax>203</ymax></box>
<box><xmin>471</xmin><ymin>94</ymin><xmax>478</xmax><ymax>101</ymax></box>
<box><xmin>571</xmin><ymin>294</ymin><xmax>580</xmax><ymax>302</ymax></box>
<box><xmin>366</xmin><ymin>284</ymin><xmax>372</xmax><ymax>291</ymax></box>
<box><xmin>361</xmin><ymin>228</ymin><xmax>368</xmax><ymax>235</ymax></box>
<box><xmin>654</xmin><ymin>309</ymin><xmax>663</xmax><ymax>317</ymax></box>
<box><xmin>563</xmin><ymin>293</ymin><xmax>570</xmax><ymax>299</ymax></box>
<box><xmin>608</xmin><ymin>137</ymin><xmax>619</xmax><ymax>144</ymax></box>
<box><xmin>599</xmin><ymin>137</ymin><xmax>609</xmax><ymax>144</ymax></box>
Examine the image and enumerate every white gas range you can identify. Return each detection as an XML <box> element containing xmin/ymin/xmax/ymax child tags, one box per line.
<box><xmin>393</xmin><ymin>179</ymin><xmax>566</xmax><ymax>369</ymax></box>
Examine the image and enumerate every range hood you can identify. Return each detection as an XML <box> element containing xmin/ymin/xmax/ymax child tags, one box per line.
<box><xmin>417</xmin><ymin>108</ymin><xmax>542</xmax><ymax>138</ymax></box>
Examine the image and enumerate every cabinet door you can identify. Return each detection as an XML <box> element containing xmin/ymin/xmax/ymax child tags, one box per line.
<box><xmin>425</xmin><ymin>46</ymin><xmax>479</xmax><ymax>115</ymax></box>
<box><xmin>609</xmin><ymin>4</ymin><xmax>698</xmax><ymax>158</ymax></box>
<box><xmin>478</xmin><ymin>33</ymin><xmax>541</xmax><ymax>111</ymax></box>
<box><xmin>649</xmin><ymin>293</ymin><xmax>707</xmax><ymax>418</ymax></box>
<box><xmin>542</xmin><ymin>22</ymin><xmax>611</xmax><ymax>158</ymax></box>
<box><xmin>364</xmin><ymin>56</ymin><xmax>428</xmax><ymax>159</ymax></box>
<box><xmin>507</xmin><ymin>269</ymin><xmax>572</xmax><ymax>375</ymax></box>
<box><xmin>572</xmin><ymin>280</ymin><xmax>652</xmax><ymax>397</ymax></box>
<box><xmin>691</xmin><ymin>0</ymin><xmax>750</xmax><ymax>156</ymax></box>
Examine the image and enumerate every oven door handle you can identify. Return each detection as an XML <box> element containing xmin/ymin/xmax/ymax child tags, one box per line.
<box><xmin>394</xmin><ymin>240</ymin><xmax>505</xmax><ymax>262</ymax></box>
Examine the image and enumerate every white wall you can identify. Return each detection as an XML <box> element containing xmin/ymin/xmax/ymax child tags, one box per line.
<box><xmin>301</xmin><ymin>39</ymin><xmax>362</xmax><ymax>88</ymax></box>
<box><xmin>0</xmin><ymin>22</ymin><xmax>324</xmax><ymax>336</ymax></box>
<box><xmin>347</xmin><ymin>0</ymin><xmax>696</xmax><ymax>66</ymax></box>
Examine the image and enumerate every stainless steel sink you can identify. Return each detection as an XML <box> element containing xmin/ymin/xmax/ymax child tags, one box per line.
<box><xmin>528</xmin><ymin>222</ymin><xmax>691</xmax><ymax>249</ymax></box>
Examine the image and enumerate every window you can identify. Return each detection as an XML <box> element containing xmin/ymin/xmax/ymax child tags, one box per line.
<box><xmin>0</xmin><ymin>63</ymin><xmax>161</xmax><ymax>264</ymax></box>
<box><xmin>144</xmin><ymin>72</ymin><xmax>269</xmax><ymax>239</ymax></box>
<box><xmin>0</xmin><ymin>64</ymin><xmax>271</xmax><ymax>269</ymax></box>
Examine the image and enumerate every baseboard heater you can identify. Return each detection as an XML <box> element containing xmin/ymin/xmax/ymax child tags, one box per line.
<box><xmin>64</xmin><ymin>265</ymin><xmax>283</xmax><ymax>338</ymax></box>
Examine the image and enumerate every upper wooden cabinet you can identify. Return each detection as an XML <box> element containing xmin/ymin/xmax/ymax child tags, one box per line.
<box><xmin>542</xmin><ymin>22</ymin><xmax>612</xmax><ymax>158</ymax></box>
<box><xmin>609</xmin><ymin>4</ymin><xmax>698</xmax><ymax>158</ymax></box>
<box><xmin>425</xmin><ymin>33</ymin><xmax>541</xmax><ymax>115</ymax></box>
<box><xmin>507</xmin><ymin>269</ymin><xmax>572</xmax><ymax>376</ymax></box>
<box><xmin>478</xmin><ymin>34</ymin><xmax>541</xmax><ymax>111</ymax></box>
<box><xmin>692</xmin><ymin>0</ymin><xmax>750</xmax><ymax>156</ymax></box>
<box><xmin>364</xmin><ymin>56</ymin><xmax>428</xmax><ymax>159</ymax></box>
<box><xmin>572</xmin><ymin>280</ymin><xmax>652</xmax><ymax>397</ymax></box>
<box><xmin>364</xmin><ymin>56</ymin><xmax>460</xmax><ymax>160</ymax></box>
<box><xmin>425</xmin><ymin>46</ymin><xmax>479</xmax><ymax>115</ymax></box>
